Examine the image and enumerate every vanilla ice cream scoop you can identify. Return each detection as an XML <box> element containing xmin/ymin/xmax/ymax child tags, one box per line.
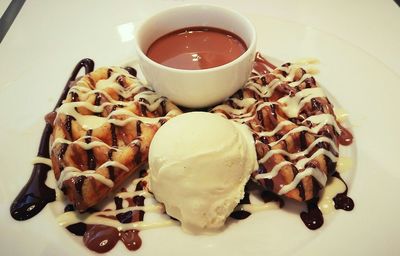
<box><xmin>148</xmin><ymin>112</ymin><xmax>258</xmax><ymax>234</ymax></box>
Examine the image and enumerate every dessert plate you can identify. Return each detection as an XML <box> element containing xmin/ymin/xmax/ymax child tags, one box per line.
<box><xmin>1</xmin><ymin>7</ymin><xmax>399</xmax><ymax>256</ymax></box>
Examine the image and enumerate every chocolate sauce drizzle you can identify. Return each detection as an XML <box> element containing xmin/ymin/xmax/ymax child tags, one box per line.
<box><xmin>11</xmin><ymin>54</ymin><xmax>355</xmax><ymax>254</ymax></box>
<box><xmin>66</xmin><ymin>173</ymin><xmax>145</xmax><ymax>253</ymax></box>
<box><xmin>261</xmin><ymin>190</ymin><xmax>285</xmax><ymax>208</ymax></box>
<box><xmin>230</xmin><ymin>190</ymin><xmax>284</xmax><ymax>220</ymax></box>
<box><xmin>253</xmin><ymin>52</ymin><xmax>277</xmax><ymax>74</ymax></box>
<box><xmin>10</xmin><ymin>59</ymin><xmax>140</xmax><ymax>222</ymax></box>
<box><xmin>332</xmin><ymin>172</ymin><xmax>354</xmax><ymax>211</ymax></box>
<box><xmin>300</xmin><ymin>197</ymin><xmax>324</xmax><ymax>230</ymax></box>
<box><xmin>10</xmin><ymin>58</ymin><xmax>95</xmax><ymax>221</ymax></box>
<box><xmin>85</xmin><ymin>130</ymin><xmax>96</xmax><ymax>170</ymax></box>
<box><xmin>124</xmin><ymin>66</ymin><xmax>137</xmax><ymax>77</ymax></box>
<box><xmin>338</xmin><ymin>123</ymin><xmax>354</xmax><ymax>146</ymax></box>
<box><xmin>299</xmin><ymin>172</ymin><xmax>354</xmax><ymax>230</ymax></box>
<box><xmin>230</xmin><ymin>192</ymin><xmax>251</xmax><ymax>220</ymax></box>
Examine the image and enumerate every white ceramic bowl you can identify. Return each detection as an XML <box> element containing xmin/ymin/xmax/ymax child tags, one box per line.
<box><xmin>134</xmin><ymin>4</ymin><xmax>257</xmax><ymax>108</ymax></box>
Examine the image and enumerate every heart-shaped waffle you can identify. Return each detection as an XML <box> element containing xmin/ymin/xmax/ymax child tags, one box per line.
<box><xmin>50</xmin><ymin>66</ymin><xmax>181</xmax><ymax>211</ymax></box>
<box><xmin>212</xmin><ymin>54</ymin><xmax>349</xmax><ymax>201</ymax></box>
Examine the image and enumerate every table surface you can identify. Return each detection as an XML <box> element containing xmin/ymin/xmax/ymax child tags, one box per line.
<box><xmin>1</xmin><ymin>0</ymin><xmax>399</xmax><ymax>77</ymax></box>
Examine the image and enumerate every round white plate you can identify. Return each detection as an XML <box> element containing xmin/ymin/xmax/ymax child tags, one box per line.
<box><xmin>1</xmin><ymin>2</ymin><xmax>399</xmax><ymax>256</ymax></box>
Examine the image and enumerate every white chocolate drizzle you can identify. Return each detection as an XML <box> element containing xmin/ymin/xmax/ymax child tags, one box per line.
<box><xmin>53</xmin><ymin>66</ymin><xmax>180</xmax><ymax>190</ymax></box>
<box><xmin>258</xmin><ymin>137</ymin><xmax>338</xmax><ymax>164</ymax></box>
<box><xmin>32</xmin><ymin>157</ymin><xmax>53</xmax><ymax>167</ymax></box>
<box><xmin>58</xmin><ymin>211</ymin><xmax>176</xmax><ymax>231</ymax></box>
<box><xmin>318</xmin><ymin>176</ymin><xmax>346</xmax><ymax>214</ymax></box>
<box><xmin>213</xmin><ymin>60</ymin><xmax>344</xmax><ymax>198</ymax></box>
<box><xmin>51</xmin><ymin>137</ymin><xmax>118</xmax><ymax>151</ymax></box>
<box><xmin>278</xmin><ymin>167</ymin><xmax>327</xmax><ymax>195</ymax></box>
<box><xmin>57</xmin><ymin>175</ymin><xmax>178</xmax><ymax>232</ymax></box>
<box><xmin>336</xmin><ymin>156</ymin><xmax>353</xmax><ymax>173</ymax></box>
<box><xmin>58</xmin><ymin>166</ymin><xmax>114</xmax><ymax>188</ymax></box>
<box><xmin>98</xmin><ymin>161</ymin><xmax>130</xmax><ymax>172</ymax></box>
<box><xmin>235</xmin><ymin>201</ymin><xmax>280</xmax><ymax>213</ymax></box>
<box><xmin>255</xmin><ymin>161</ymin><xmax>292</xmax><ymax>180</ymax></box>
<box><xmin>277</xmin><ymin>88</ymin><xmax>325</xmax><ymax>118</ymax></box>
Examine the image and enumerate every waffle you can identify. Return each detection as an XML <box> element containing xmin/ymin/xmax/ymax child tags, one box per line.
<box><xmin>50</xmin><ymin>67</ymin><xmax>182</xmax><ymax>211</ymax></box>
<box><xmin>212</xmin><ymin>55</ymin><xmax>342</xmax><ymax>202</ymax></box>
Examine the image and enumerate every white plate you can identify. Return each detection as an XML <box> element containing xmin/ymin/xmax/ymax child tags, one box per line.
<box><xmin>1</xmin><ymin>2</ymin><xmax>400</xmax><ymax>256</ymax></box>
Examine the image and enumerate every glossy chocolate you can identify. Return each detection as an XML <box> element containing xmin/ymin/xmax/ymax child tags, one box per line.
<box><xmin>10</xmin><ymin>58</ymin><xmax>95</xmax><ymax>221</ymax></box>
<box><xmin>147</xmin><ymin>26</ymin><xmax>247</xmax><ymax>70</ymax></box>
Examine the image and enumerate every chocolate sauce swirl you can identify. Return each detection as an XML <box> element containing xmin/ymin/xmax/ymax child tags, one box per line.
<box><xmin>10</xmin><ymin>58</ymin><xmax>95</xmax><ymax>221</ymax></box>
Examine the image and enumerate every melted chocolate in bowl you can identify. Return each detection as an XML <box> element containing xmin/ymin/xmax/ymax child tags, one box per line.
<box><xmin>146</xmin><ymin>26</ymin><xmax>247</xmax><ymax>70</ymax></box>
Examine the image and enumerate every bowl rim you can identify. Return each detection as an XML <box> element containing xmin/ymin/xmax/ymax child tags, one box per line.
<box><xmin>134</xmin><ymin>3</ymin><xmax>257</xmax><ymax>74</ymax></box>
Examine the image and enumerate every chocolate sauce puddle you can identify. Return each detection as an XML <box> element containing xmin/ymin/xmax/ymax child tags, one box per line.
<box><xmin>300</xmin><ymin>197</ymin><xmax>324</xmax><ymax>230</ymax></box>
<box><xmin>300</xmin><ymin>172</ymin><xmax>354</xmax><ymax>230</ymax></box>
<box><xmin>10</xmin><ymin>58</ymin><xmax>95</xmax><ymax>220</ymax></box>
<box><xmin>332</xmin><ymin>172</ymin><xmax>354</xmax><ymax>211</ymax></box>
<box><xmin>66</xmin><ymin>174</ymin><xmax>145</xmax><ymax>253</ymax></box>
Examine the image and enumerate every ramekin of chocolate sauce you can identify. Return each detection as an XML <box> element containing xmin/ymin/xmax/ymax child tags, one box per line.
<box><xmin>135</xmin><ymin>4</ymin><xmax>257</xmax><ymax>108</ymax></box>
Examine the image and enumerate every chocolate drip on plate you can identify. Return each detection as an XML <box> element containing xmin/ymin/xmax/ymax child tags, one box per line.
<box><xmin>261</xmin><ymin>190</ymin><xmax>284</xmax><ymax>208</ymax></box>
<box><xmin>10</xmin><ymin>155</ymin><xmax>56</xmax><ymax>220</ymax></box>
<box><xmin>300</xmin><ymin>197</ymin><xmax>324</xmax><ymax>230</ymax></box>
<box><xmin>67</xmin><ymin>222</ymin><xmax>87</xmax><ymax>236</ymax></box>
<box><xmin>230</xmin><ymin>210</ymin><xmax>251</xmax><ymax>220</ymax></box>
<box><xmin>120</xmin><ymin>230</ymin><xmax>142</xmax><ymax>251</ymax></box>
<box><xmin>332</xmin><ymin>172</ymin><xmax>354</xmax><ymax>211</ymax></box>
<box><xmin>338</xmin><ymin>123</ymin><xmax>354</xmax><ymax>146</ymax></box>
<box><xmin>83</xmin><ymin>225</ymin><xmax>120</xmax><ymax>253</ymax></box>
<box><xmin>230</xmin><ymin>192</ymin><xmax>251</xmax><ymax>220</ymax></box>
<box><xmin>10</xmin><ymin>58</ymin><xmax>95</xmax><ymax>221</ymax></box>
<box><xmin>116</xmin><ymin>211</ymin><xmax>133</xmax><ymax>223</ymax></box>
<box><xmin>74</xmin><ymin>175</ymin><xmax>145</xmax><ymax>253</ymax></box>
<box><xmin>253</xmin><ymin>52</ymin><xmax>276</xmax><ymax>74</ymax></box>
<box><xmin>10</xmin><ymin>121</ymin><xmax>56</xmax><ymax>221</ymax></box>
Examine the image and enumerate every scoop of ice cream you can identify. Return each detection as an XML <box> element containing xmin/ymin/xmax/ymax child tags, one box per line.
<box><xmin>148</xmin><ymin>112</ymin><xmax>258</xmax><ymax>234</ymax></box>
